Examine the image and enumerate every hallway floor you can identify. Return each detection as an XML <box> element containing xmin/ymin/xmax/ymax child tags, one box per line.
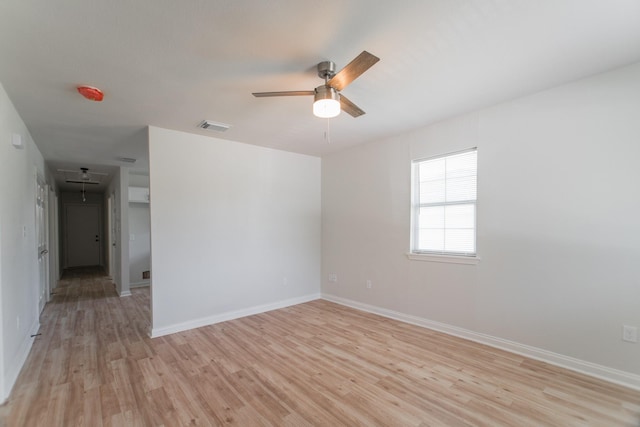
<box><xmin>0</xmin><ymin>267</ymin><xmax>150</xmax><ymax>426</ymax></box>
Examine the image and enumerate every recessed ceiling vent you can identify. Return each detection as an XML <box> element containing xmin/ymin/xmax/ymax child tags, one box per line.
<box><xmin>198</xmin><ymin>120</ymin><xmax>230</xmax><ymax>132</ymax></box>
<box><xmin>118</xmin><ymin>157</ymin><xmax>137</xmax><ymax>163</ymax></box>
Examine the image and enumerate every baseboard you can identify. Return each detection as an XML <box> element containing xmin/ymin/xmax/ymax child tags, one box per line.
<box><xmin>119</xmin><ymin>290</ymin><xmax>132</xmax><ymax>297</ymax></box>
<box><xmin>151</xmin><ymin>293</ymin><xmax>321</xmax><ymax>338</ymax></box>
<box><xmin>130</xmin><ymin>280</ymin><xmax>150</xmax><ymax>288</ymax></box>
<box><xmin>2</xmin><ymin>318</ymin><xmax>40</xmax><ymax>402</ymax></box>
<box><xmin>322</xmin><ymin>293</ymin><xmax>640</xmax><ymax>392</ymax></box>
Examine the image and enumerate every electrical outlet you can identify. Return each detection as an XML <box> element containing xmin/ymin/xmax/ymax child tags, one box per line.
<box><xmin>16</xmin><ymin>316</ymin><xmax>20</xmax><ymax>330</ymax></box>
<box><xmin>366</xmin><ymin>280</ymin><xmax>372</xmax><ymax>289</ymax></box>
<box><xmin>283</xmin><ymin>276</ymin><xmax>288</xmax><ymax>286</ymax></box>
<box><xmin>622</xmin><ymin>325</ymin><xmax>638</xmax><ymax>343</ymax></box>
<box><xmin>328</xmin><ymin>274</ymin><xmax>338</xmax><ymax>283</ymax></box>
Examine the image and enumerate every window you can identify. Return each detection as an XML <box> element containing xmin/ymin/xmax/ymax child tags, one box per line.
<box><xmin>411</xmin><ymin>149</ymin><xmax>477</xmax><ymax>257</ymax></box>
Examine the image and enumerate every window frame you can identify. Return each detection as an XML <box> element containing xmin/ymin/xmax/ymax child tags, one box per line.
<box><xmin>410</xmin><ymin>148</ymin><xmax>479</xmax><ymax>262</ymax></box>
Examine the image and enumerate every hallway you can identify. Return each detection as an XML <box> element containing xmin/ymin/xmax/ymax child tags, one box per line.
<box><xmin>0</xmin><ymin>267</ymin><xmax>150</xmax><ymax>425</ymax></box>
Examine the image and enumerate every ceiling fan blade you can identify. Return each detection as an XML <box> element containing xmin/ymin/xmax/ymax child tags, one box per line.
<box><xmin>327</xmin><ymin>51</ymin><xmax>380</xmax><ymax>91</ymax></box>
<box><xmin>252</xmin><ymin>90</ymin><xmax>315</xmax><ymax>97</ymax></box>
<box><xmin>57</xmin><ymin>168</ymin><xmax>108</xmax><ymax>176</ymax></box>
<box><xmin>66</xmin><ymin>180</ymin><xmax>100</xmax><ymax>185</ymax></box>
<box><xmin>340</xmin><ymin>95</ymin><xmax>365</xmax><ymax>118</ymax></box>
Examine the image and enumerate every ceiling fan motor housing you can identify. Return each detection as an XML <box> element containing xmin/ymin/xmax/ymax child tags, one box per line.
<box><xmin>314</xmin><ymin>85</ymin><xmax>339</xmax><ymax>101</ymax></box>
<box><xmin>317</xmin><ymin>61</ymin><xmax>336</xmax><ymax>80</ymax></box>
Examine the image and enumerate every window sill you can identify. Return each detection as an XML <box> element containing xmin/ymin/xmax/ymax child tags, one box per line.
<box><xmin>406</xmin><ymin>252</ymin><xmax>480</xmax><ymax>265</ymax></box>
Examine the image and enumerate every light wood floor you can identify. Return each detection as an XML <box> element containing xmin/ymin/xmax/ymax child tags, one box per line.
<box><xmin>1</xmin><ymin>269</ymin><xmax>639</xmax><ymax>426</ymax></box>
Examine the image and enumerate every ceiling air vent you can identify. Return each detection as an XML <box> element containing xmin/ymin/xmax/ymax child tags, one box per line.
<box><xmin>198</xmin><ymin>120</ymin><xmax>230</xmax><ymax>132</ymax></box>
<box><xmin>118</xmin><ymin>157</ymin><xmax>137</xmax><ymax>164</ymax></box>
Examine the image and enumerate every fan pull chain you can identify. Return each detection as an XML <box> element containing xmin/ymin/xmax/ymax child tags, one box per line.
<box><xmin>324</xmin><ymin>118</ymin><xmax>331</xmax><ymax>144</ymax></box>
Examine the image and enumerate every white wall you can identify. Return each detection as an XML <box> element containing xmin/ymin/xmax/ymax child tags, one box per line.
<box><xmin>105</xmin><ymin>167</ymin><xmax>131</xmax><ymax>296</ymax></box>
<box><xmin>128</xmin><ymin>173</ymin><xmax>151</xmax><ymax>287</ymax></box>
<box><xmin>118</xmin><ymin>168</ymin><xmax>130</xmax><ymax>296</ymax></box>
<box><xmin>129</xmin><ymin>202</ymin><xmax>150</xmax><ymax>286</ymax></box>
<box><xmin>322</xmin><ymin>62</ymin><xmax>640</xmax><ymax>388</ymax></box>
<box><xmin>149</xmin><ymin>126</ymin><xmax>321</xmax><ymax>336</ymax></box>
<box><xmin>0</xmin><ymin>82</ymin><xmax>48</xmax><ymax>401</ymax></box>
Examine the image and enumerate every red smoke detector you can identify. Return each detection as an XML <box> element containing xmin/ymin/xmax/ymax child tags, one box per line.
<box><xmin>77</xmin><ymin>85</ymin><xmax>104</xmax><ymax>101</ymax></box>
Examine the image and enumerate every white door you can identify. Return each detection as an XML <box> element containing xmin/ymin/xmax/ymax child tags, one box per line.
<box><xmin>36</xmin><ymin>174</ymin><xmax>49</xmax><ymax>313</ymax></box>
<box><xmin>65</xmin><ymin>204</ymin><xmax>102</xmax><ymax>267</ymax></box>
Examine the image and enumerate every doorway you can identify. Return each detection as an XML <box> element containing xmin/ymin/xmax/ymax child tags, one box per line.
<box><xmin>64</xmin><ymin>204</ymin><xmax>102</xmax><ymax>267</ymax></box>
<box><xmin>107</xmin><ymin>193</ymin><xmax>118</xmax><ymax>278</ymax></box>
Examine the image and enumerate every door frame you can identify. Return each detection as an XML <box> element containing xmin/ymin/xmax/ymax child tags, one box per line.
<box><xmin>35</xmin><ymin>172</ymin><xmax>49</xmax><ymax>313</ymax></box>
<box><xmin>107</xmin><ymin>194</ymin><xmax>115</xmax><ymax>277</ymax></box>
<box><xmin>47</xmin><ymin>188</ymin><xmax>59</xmax><ymax>300</ymax></box>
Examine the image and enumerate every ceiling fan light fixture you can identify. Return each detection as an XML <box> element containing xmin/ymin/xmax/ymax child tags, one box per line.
<box><xmin>313</xmin><ymin>86</ymin><xmax>340</xmax><ymax>118</ymax></box>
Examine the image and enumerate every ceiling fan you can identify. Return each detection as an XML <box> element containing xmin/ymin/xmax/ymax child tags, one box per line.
<box><xmin>252</xmin><ymin>51</ymin><xmax>380</xmax><ymax>119</ymax></box>
<box><xmin>58</xmin><ymin>167</ymin><xmax>108</xmax><ymax>185</ymax></box>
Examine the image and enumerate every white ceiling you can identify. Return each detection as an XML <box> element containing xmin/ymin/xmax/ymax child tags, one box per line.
<box><xmin>1</xmin><ymin>1</ymin><xmax>639</xmax><ymax>190</ymax></box>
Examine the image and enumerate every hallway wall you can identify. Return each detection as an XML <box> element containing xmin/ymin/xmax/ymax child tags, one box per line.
<box><xmin>105</xmin><ymin>167</ymin><xmax>131</xmax><ymax>297</ymax></box>
<box><xmin>129</xmin><ymin>173</ymin><xmax>150</xmax><ymax>287</ymax></box>
<box><xmin>0</xmin><ymin>82</ymin><xmax>49</xmax><ymax>402</ymax></box>
<box><xmin>129</xmin><ymin>202</ymin><xmax>150</xmax><ymax>287</ymax></box>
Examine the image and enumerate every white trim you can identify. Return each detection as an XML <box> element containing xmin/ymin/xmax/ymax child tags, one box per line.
<box><xmin>130</xmin><ymin>280</ymin><xmax>150</xmax><ymax>288</ymax></box>
<box><xmin>3</xmin><ymin>319</ymin><xmax>40</xmax><ymax>402</ymax></box>
<box><xmin>151</xmin><ymin>293</ymin><xmax>321</xmax><ymax>338</ymax></box>
<box><xmin>412</xmin><ymin>147</ymin><xmax>478</xmax><ymax>164</ymax></box>
<box><xmin>321</xmin><ymin>293</ymin><xmax>640</xmax><ymax>391</ymax></box>
<box><xmin>0</xmin><ymin>215</ymin><xmax>4</xmax><ymax>403</ymax></box>
<box><xmin>406</xmin><ymin>252</ymin><xmax>480</xmax><ymax>265</ymax></box>
<box><xmin>119</xmin><ymin>290</ymin><xmax>132</xmax><ymax>297</ymax></box>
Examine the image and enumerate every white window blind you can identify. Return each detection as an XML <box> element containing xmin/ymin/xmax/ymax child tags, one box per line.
<box><xmin>412</xmin><ymin>149</ymin><xmax>477</xmax><ymax>256</ymax></box>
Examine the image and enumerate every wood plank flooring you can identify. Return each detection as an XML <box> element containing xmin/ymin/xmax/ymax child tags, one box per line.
<box><xmin>1</xmin><ymin>268</ymin><xmax>639</xmax><ymax>426</ymax></box>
